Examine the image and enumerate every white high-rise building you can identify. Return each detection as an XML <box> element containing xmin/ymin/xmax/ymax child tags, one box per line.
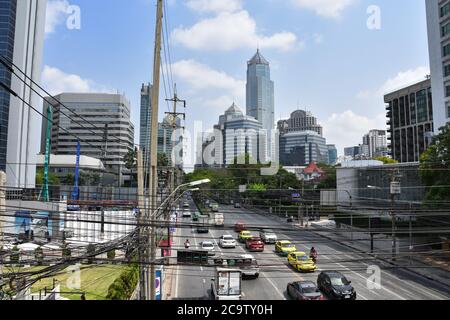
<box><xmin>1</xmin><ymin>0</ymin><xmax>47</xmax><ymax>188</ymax></box>
<box><xmin>426</xmin><ymin>0</ymin><xmax>450</xmax><ymax>133</ymax></box>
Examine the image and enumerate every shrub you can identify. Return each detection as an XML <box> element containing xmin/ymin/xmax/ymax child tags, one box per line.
<box><xmin>107</xmin><ymin>249</ymin><xmax>116</xmax><ymax>260</ymax></box>
<box><xmin>106</xmin><ymin>265</ymin><xmax>139</xmax><ymax>300</ymax></box>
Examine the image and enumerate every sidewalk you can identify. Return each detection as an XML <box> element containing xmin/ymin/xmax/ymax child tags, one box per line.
<box><xmin>244</xmin><ymin>205</ymin><xmax>450</xmax><ymax>290</ymax></box>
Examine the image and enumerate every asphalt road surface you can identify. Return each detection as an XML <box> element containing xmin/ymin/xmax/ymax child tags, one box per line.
<box><xmin>168</xmin><ymin>198</ymin><xmax>450</xmax><ymax>300</ymax></box>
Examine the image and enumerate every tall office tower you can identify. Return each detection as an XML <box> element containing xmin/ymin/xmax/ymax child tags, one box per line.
<box><xmin>277</xmin><ymin>110</ymin><xmax>323</xmax><ymax>136</ymax></box>
<box><xmin>0</xmin><ymin>0</ymin><xmax>47</xmax><ymax>188</ymax></box>
<box><xmin>158</xmin><ymin>115</ymin><xmax>183</xmax><ymax>167</ymax></box>
<box><xmin>426</xmin><ymin>0</ymin><xmax>450</xmax><ymax>132</ymax></box>
<box><xmin>41</xmin><ymin>93</ymin><xmax>135</xmax><ymax>186</ymax></box>
<box><xmin>139</xmin><ymin>83</ymin><xmax>152</xmax><ymax>150</ymax></box>
<box><xmin>362</xmin><ymin>129</ymin><xmax>388</xmax><ymax>158</ymax></box>
<box><xmin>384</xmin><ymin>79</ymin><xmax>434</xmax><ymax>163</ymax></box>
<box><xmin>327</xmin><ymin>144</ymin><xmax>338</xmax><ymax>165</ymax></box>
<box><xmin>215</xmin><ymin>103</ymin><xmax>265</xmax><ymax>166</ymax></box>
<box><xmin>246</xmin><ymin>49</ymin><xmax>274</xmax><ymax>159</ymax></box>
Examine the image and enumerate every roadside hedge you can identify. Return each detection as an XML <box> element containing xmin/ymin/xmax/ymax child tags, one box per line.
<box><xmin>106</xmin><ymin>264</ymin><xmax>139</xmax><ymax>300</ymax></box>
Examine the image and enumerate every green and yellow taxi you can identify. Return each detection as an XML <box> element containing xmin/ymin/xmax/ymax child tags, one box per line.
<box><xmin>275</xmin><ymin>240</ymin><xmax>297</xmax><ymax>256</ymax></box>
<box><xmin>288</xmin><ymin>252</ymin><xmax>317</xmax><ymax>272</ymax></box>
<box><xmin>238</xmin><ymin>231</ymin><xmax>253</xmax><ymax>243</ymax></box>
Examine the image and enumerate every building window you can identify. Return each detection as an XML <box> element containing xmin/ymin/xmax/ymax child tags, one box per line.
<box><xmin>446</xmin><ymin>85</ymin><xmax>450</xmax><ymax>97</ymax></box>
<box><xmin>443</xmin><ymin>23</ymin><xmax>450</xmax><ymax>37</ymax></box>
<box><xmin>445</xmin><ymin>64</ymin><xmax>450</xmax><ymax>77</ymax></box>
<box><xmin>443</xmin><ymin>43</ymin><xmax>450</xmax><ymax>57</ymax></box>
<box><xmin>441</xmin><ymin>3</ymin><xmax>450</xmax><ymax>18</ymax></box>
<box><xmin>448</xmin><ymin>105</ymin><xmax>450</xmax><ymax>118</ymax></box>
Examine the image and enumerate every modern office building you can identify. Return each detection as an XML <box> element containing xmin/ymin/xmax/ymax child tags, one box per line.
<box><xmin>344</xmin><ymin>146</ymin><xmax>361</xmax><ymax>158</ymax></box>
<box><xmin>279</xmin><ymin>131</ymin><xmax>328</xmax><ymax>166</ymax></box>
<box><xmin>139</xmin><ymin>83</ymin><xmax>152</xmax><ymax>150</ymax></box>
<box><xmin>158</xmin><ymin>115</ymin><xmax>183</xmax><ymax>167</ymax></box>
<box><xmin>384</xmin><ymin>79</ymin><xmax>434</xmax><ymax>163</ymax></box>
<box><xmin>213</xmin><ymin>103</ymin><xmax>265</xmax><ymax>165</ymax></box>
<box><xmin>278</xmin><ymin>110</ymin><xmax>323</xmax><ymax>136</ymax></box>
<box><xmin>0</xmin><ymin>0</ymin><xmax>47</xmax><ymax>188</ymax></box>
<box><xmin>246</xmin><ymin>49</ymin><xmax>274</xmax><ymax>158</ymax></box>
<box><xmin>41</xmin><ymin>93</ymin><xmax>135</xmax><ymax>186</ymax></box>
<box><xmin>426</xmin><ymin>0</ymin><xmax>450</xmax><ymax>132</ymax></box>
<box><xmin>327</xmin><ymin>144</ymin><xmax>338</xmax><ymax>165</ymax></box>
<box><xmin>362</xmin><ymin>129</ymin><xmax>389</xmax><ymax>158</ymax></box>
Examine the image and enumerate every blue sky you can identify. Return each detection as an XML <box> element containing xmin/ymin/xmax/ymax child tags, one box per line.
<box><xmin>42</xmin><ymin>0</ymin><xmax>430</xmax><ymax>156</ymax></box>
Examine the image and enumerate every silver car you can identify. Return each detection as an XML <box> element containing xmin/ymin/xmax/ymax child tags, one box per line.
<box><xmin>259</xmin><ymin>230</ymin><xmax>277</xmax><ymax>244</ymax></box>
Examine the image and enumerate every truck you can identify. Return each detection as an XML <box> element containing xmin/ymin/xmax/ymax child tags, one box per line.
<box><xmin>214</xmin><ymin>213</ymin><xmax>224</xmax><ymax>226</ymax></box>
<box><xmin>210</xmin><ymin>268</ymin><xmax>242</xmax><ymax>300</ymax></box>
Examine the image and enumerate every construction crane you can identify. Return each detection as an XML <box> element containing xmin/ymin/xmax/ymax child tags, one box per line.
<box><xmin>38</xmin><ymin>106</ymin><xmax>53</xmax><ymax>202</ymax></box>
<box><xmin>71</xmin><ymin>140</ymin><xmax>81</xmax><ymax>201</ymax></box>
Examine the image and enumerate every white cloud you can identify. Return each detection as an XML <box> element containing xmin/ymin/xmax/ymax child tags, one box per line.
<box><xmin>357</xmin><ymin>66</ymin><xmax>430</xmax><ymax>99</ymax></box>
<box><xmin>291</xmin><ymin>0</ymin><xmax>355</xmax><ymax>18</ymax></box>
<box><xmin>323</xmin><ymin>110</ymin><xmax>386</xmax><ymax>154</ymax></box>
<box><xmin>171</xmin><ymin>59</ymin><xmax>245</xmax><ymax>100</ymax></box>
<box><xmin>172</xmin><ymin>10</ymin><xmax>300</xmax><ymax>52</ymax></box>
<box><xmin>41</xmin><ymin>66</ymin><xmax>111</xmax><ymax>95</ymax></box>
<box><xmin>45</xmin><ymin>0</ymin><xmax>69</xmax><ymax>34</ymax></box>
<box><xmin>380</xmin><ymin>66</ymin><xmax>430</xmax><ymax>95</ymax></box>
<box><xmin>186</xmin><ymin>0</ymin><xmax>242</xmax><ymax>13</ymax></box>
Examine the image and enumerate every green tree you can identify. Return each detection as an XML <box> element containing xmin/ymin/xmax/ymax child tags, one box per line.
<box><xmin>158</xmin><ymin>153</ymin><xmax>169</xmax><ymax>167</ymax></box>
<box><xmin>10</xmin><ymin>246</ymin><xmax>20</xmax><ymax>264</ymax></box>
<box><xmin>86</xmin><ymin>244</ymin><xmax>96</xmax><ymax>264</ymax></box>
<box><xmin>124</xmin><ymin>148</ymin><xmax>137</xmax><ymax>170</ymax></box>
<box><xmin>419</xmin><ymin>123</ymin><xmax>450</xmax><ymax>204</ymax></box>
<box><xmin>34</xmin><ymin>246</ymin><xmax>44</xmax><ymax>266</ymax></box>
<box><xmin>35</xmin><ymin>169</ymin><xmax>60</xmax><ymax>186</ymax></box>
<box><xmin>374</xmin><ymin>156</ymin><xmax>399</xmax><ymax>164</ymax></box>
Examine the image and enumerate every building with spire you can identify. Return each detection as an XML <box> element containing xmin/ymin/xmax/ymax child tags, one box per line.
<box><xmin>246</xmin><ymin>49</ymin><xmax>274</xmax><ymax>159</ymax></box>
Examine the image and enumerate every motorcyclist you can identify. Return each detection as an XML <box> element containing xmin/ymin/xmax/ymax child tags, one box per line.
<box><xmin>310</xmin><ymin>247</ymin><xmax>318</xmax><ymax>262</ymax></box>
<box><xmin>184</xmin><ymin>239</ymin><xmax>191</xmax><ymax>249</ymax></box>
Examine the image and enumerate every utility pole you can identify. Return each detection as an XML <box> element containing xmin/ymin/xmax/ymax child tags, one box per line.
<box><xmin>146</xmin><ymin>0</ymin><xmax>164</xmax><ymax>301</ymax></box>
<box><xmin>390</xmin><ymin>169</ymin><xmax>401</xmax><ymax>261</ymax></box>
<box><xmin>137</xmin><ymin>150</ymin><xmax>146</xmax><ymax>299</ymax></box>
<box><xmin>165</xmin><ymin>84</ymin><xmax>186</xmax><ymax>191</ymax></box>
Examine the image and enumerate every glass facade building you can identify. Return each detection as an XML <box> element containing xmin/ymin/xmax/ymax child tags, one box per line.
<box><xmin>139</xmin><ymin>83</ymin><xmax>152</xmax><ymax>150</ymax></box>
<box><xmin>280</xmin><ymin>131</ymin><xmax>328</xmax><ymax>166</ymax></box>
<box><xmin>246</xmin><ymin>49</ymin><xmax>274</xmax><ymax>158</ymax></box>
<box><xmin>384</xmin><ymin>79</ymin><xmax>434</xmax><ymax>163</ymax></box>
<box><xmin>0</xmin><ymin>0</ymin><xmax>16</xmax><ymax>171</ymax></box>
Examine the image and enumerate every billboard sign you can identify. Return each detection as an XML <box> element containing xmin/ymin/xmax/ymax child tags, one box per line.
<box><xmin>155</xmin><ymin>269</ymin><xmax>162</xmax><ymax>300</ymax></box>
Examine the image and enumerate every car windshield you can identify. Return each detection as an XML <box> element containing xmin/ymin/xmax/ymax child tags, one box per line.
<box><xmin>297</xmin><ymin>255</ymin><xmax>309</xmax><ymax>261</ymax></box>
<box><xmin>300</xmin><ymin>284</ymin><xmax>317</xmax><ymax>294</ymax></box>
<box><xmin>266</xmin><ymin>233</ymin><xmax>276</xmax><ymax>237</ymax></box>
<box><xmin>203</xmin><ymin>242</ymin><xmax>213</xmax><ymax>247</ymax></box>
<box><xmin>223</xmin><ymin>236</ymin><xmax>233</xmax><ymax>240</ymax></box>
<box><xmin>330</xmin><ymin>276</ymin><xmax>349</xmax><ymax>286</ymax></box>
<box><xmin>282</xmin><ymin>243</ymin><xmax>294</xmax><ymax>248</ymax></box>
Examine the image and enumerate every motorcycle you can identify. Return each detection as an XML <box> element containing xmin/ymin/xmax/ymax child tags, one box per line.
<box><xmin>310</xmin><ymin>252</ymin><xmax>318</xmax><ymax>263</ymax></box>
<box><xmin>184</xmin><ymin>241</ymin><xmax>191</xmax><ymax>249</ymax></box>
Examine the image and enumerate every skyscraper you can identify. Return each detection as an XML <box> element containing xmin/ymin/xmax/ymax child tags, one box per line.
<box><xmin>139</xmin><ymin>83</ymin><xmax>152</xmax><ymax>150</ymax></box>
<box><xmin>246</xmin><ymin>49</ymin><xmax>274</xmax><ymax>158</ymax></box>
<box><xmin>426</xmin><ymin>0</ymin><xmax>450</xmax><ymax>132</ymax></box>
<box><xmin>0</xmin><ymin>0</ymin><xmax>47</xmax><ymax>188</ymax></box>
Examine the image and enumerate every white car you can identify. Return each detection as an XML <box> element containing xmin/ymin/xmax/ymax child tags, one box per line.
<box><xmin>219</xmin><ymin>235</ymin><xmax>236</xmax><ymax>248</ymax></box>
<box><xmin>183</xmin><ymin>202</ymin><xmax>190</xmax><ymax>208</ymax></box>
<box><xmin>201</xmin><ymin>241</ymin><xmax>215</xmax><ymax>255</ymax></box>
<box><xmin>182</xmin><ymin>210</ymin><xmax>192</xmax><ymax>218</ymax></box>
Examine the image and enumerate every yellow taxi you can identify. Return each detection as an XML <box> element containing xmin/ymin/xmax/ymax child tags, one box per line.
<box><xmin>288</xmin><ymin>252</ymin><xmax>317</xmax><ymax>272</ymax></box>
<box><xmin>275</xmin><ymin>240</ymin><xmax>297</xmax><ymax>255</ymax></box>
<box><xmin>238</xmin><ymin>231</ymin><xmax>253</xmax><ymax>243</ymax></box>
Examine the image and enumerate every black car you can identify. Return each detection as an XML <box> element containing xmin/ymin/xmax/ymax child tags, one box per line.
<box><xmin>287</xmin><ymin>281</ymin><xmax>324</xmax><ymax>300</ymax></box>
<box><xmin>317</xmin><ymin>271</ymin><xmax>356</xmax><ymax>300</ymax></box>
